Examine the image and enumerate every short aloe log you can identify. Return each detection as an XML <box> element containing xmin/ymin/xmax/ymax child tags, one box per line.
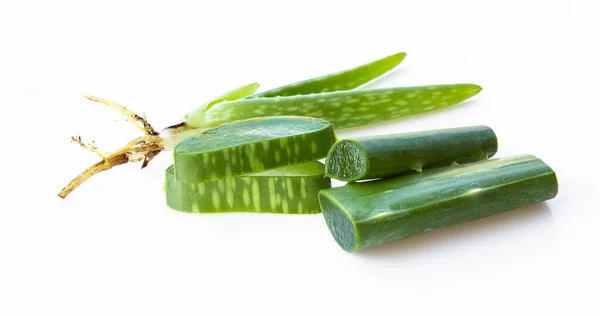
<box><xmin>174</xmin><ymin>116</ymin><xmax>336</xmax><ymax>183</ymax></box>
<box><xmin>318</xmin><ymin>155</ymin><xmax>559</xmax><ymax>252</ymax></box>
<box><xmin>166</xmin><ymin>162</ymin><xmax>330</xmax><ymax>214</ymax></box>
<box><xmin>325</xmin><ymin>125</ymin><xmax>498</xmax><ymax>181</ymax></box>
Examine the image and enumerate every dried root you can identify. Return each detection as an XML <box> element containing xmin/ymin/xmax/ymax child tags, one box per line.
<box><xmin>71</xmin><ymin>136</ymin><xmax>107</xmax><ymax>160</ymax></box>
<box><xmin>58</xmin><ymin>95</ymin><xmax>165</xmax><ymax>199</ymax></box>
<box><xmin>83</xmin><ymin>95</ymin><xmax>159</xmax><ymax>136</ymax></box>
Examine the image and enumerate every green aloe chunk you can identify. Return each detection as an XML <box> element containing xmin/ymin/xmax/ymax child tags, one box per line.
<box><xmin>165</xmin><ymin>162</ymin><xmax>331</xmax><ymax>214</ymax></box>
<box><xmin>249</xmin><ymin>52</ymin><xmax>406</xmax><ymax>98</ymax></box>
<box><xmin>191</xmin><ymin>84</ymin><xmax>481</xmax><ymax>129</ymax></box>
<box><xmin>174</xmin><ymin>116</ymin><xmax>336</xmax><ymax>183</ymax></box>
<box><xmin>325</xmin><ymin>125</ymin><xmax>498</xmax><ymax>181</ymax></box>
<box><xmin>319</xmin><ymin>155</ymin><xmax>559</xmax><ymax>252</ymax></box>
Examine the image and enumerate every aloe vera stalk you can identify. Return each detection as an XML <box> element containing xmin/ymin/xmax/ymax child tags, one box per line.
<box><xmin>319</xmin><ymin>155</ymin><xmax>559</xmax><ymax>252</ymax></box>
<box><xmin>325</xmin><ymin>125</ymin><xmax>498</xmax><ymax>181</ymax></box>
<box><xmin>188</xmin><ymin>84</ymin><xmax>481</xmax><ymax>129</ymax></box>
<box><xmin>166</xmin><ymin>162</ymin><xmax>330</xmax><ymax>214</ymax></box>
<box><xmin>174</xmin><ymin>116</ymin><xmax>336</xmax><ymax>183</ymax></box>
<box><xmin>249</xmin><ymin>52</ymin><xmax>406</xmax><ymax>98</ymax></box>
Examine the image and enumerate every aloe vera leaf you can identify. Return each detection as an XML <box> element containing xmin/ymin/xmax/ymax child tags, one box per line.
<box><xmin>185</xmin><ymin>82</ymin><xmax>260</xmax><ymax>121</ymax></box>
<box><xmin>165</xmin><ymin>161</ymin><xmax>330</xmax><ymax>214</ymax></box>
<box><xmin>325</xmin><ymin>125</ymin><xmax>498</xmax><ymax>181</ymax></box>
<box><xmin>318</xmin><ymin>155</ymin><xmax>559</xmax><ymax>252</ymax></box>
<box><xmin>174</xmin><ymin>116</ymin><xmax>335</xmax><ymax>183</ymax></box>
<box><xmin>207</xmin><ymin>82</ymin><xmax>260</xmax><ymax>107</ymax></box>
<box><xmin>248</xmin><ymin>52</ymin><xmax>406</xmax><ymax>98</ymax></box>
<box><xmin>190</xmin><ymin>84</ymin><xmax>481</xmax><ymax>129</ymax></box>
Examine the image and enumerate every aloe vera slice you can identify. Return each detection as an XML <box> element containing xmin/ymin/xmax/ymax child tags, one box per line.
<box><xmin>325</xmin><ymin>125</ymin><xmax>498</xmax><ymax>181</ymax></box>
<box><xmin>319</xmin><ymin>155</ymin><xmax>559</xmax><ymax>252</ymax></box>
<box><xmin>249</xmin><ymin>52</ymin><xmax>406</xmax><ymax>98</ymax></box>
<box><xmin>166</xmin><ymin>161</ymin><xmax>330</xmax><ymax>214</ymax></box>
<box><xmin>192</xmin><ymin>84</ymin><xmax>481</xmax><ymax>129</ymax></box>
<box><xmin>174</xmin><ymin>116</ymin><xmax>336</xmax><ymax>183</ymax></box>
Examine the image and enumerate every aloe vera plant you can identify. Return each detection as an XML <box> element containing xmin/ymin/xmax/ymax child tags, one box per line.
<box><xmin>166</xmin><ymin>162</ymin><xmax>330</xmax><ymax>214</ymax></box>
<box><xmin>174</xmin><ymin>116</ymin><xmax>336</xmax><ymax>183</ymax></box>
<box><xmin>325</xmin><ymin>125</ymin><xmax>498</xmax><ymax>181</ymax></box>
<box><xmin>319</xmin><ymin>155</ymin><xmax>559</xmax><ymax>252</ymax></box>
<box><xmin>58</xmin><ymin>52</ymin><xmax>481</xmax><ymax>198</ymax></box>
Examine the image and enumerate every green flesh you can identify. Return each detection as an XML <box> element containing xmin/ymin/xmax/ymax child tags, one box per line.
<box><xmin>319</xmin><ymin>155</ymin><xmax>559</xmax><ymax>252</ymax></box>
<box><xmin>249</xmin><ymin>52</ymin><xmax>406</xmax><ymax>98</ymax></box>
<box><xmin>174</xmin><ymin>116</ymin><xmax>335</xmax><ymax>183</ymax></box>
<box><xmin>196</xmin><ymin>84</ymin><xmax>481</xmax><ymax>129</ymax></box>
<box><xmin>166</xmin><ymin>162</ymin><xmax>331</xmax><ymax>214</ymax></box>
<box><xmin>325</xmin><ymin>125</ymin><xmax>498</xmax><ymax>181</ymax></box>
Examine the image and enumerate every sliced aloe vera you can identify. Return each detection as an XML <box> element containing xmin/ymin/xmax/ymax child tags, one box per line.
<box><xmin>325</xmin><ymin>125</ymin><xmax>498</xmax><ymax>181</ymax></box>
<box><xmin>166</xmin><ymin>161</ymin><xmax>330</xmax><ymax>214</ymax></box>
<box><xmin>319</xmin><ymin>155</ymin><xmax>559</xmax><ymax>252</ymax></box>
<box><xmin>249</xmin><ymin>52</ymin><xmax>406</xmax><ymax>98</ymax></box>
<box><xmin>174</xmin><ymin>116</ymin><xmax>336</xmax><ymax>183</ymax></box>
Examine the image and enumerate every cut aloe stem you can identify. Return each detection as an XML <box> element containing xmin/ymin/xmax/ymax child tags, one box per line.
<box><xmin>319</xmin><ymin>155</ymin><xmax>559</xmax><ymax>252</ymax></box>
<box><xmin>174</xmin><ymin>116</ymin><xmax>336</xmax><ymax>183</ymax></box>
<box><xmin>325</xmin><ymin>125</ymin><xmax>498</xmax><ymax>181</ymax></box>
<box><xmin>189</xmin><ymin>84</ymin><xmax>481</xmax><ymax>129</ymax></box>
<box><xmin>249</xmin><ymin>52</ymin><xmax>406</xmax><ymax>98</ymax></box>
<box><xmin>166</xmin><ymin>162</ymin><xmax>330</xmax><ymax>214</ymax></box>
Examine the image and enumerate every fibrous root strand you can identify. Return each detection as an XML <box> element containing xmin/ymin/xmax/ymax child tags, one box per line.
<box><xmin>58</xmin><ymin>95</ymin><xmax>165</xmax><ymax>199</ymax></box>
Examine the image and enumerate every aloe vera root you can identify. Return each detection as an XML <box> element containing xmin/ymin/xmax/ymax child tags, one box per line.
<box><xmin>325</xmin><ymin>125</ymin><xmax>498</xmax><ymax>181</ymax></box>
<box><xmin>319</xmin><ymin>155</ymin><xmax>559</xmax><ymax>252</ymax></box>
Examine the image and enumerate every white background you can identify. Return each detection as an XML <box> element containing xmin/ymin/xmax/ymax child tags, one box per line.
<box><xmin>1</xmin><ymin>0</ymin><xmax>598</xmax><ymax>315</ymax></box>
